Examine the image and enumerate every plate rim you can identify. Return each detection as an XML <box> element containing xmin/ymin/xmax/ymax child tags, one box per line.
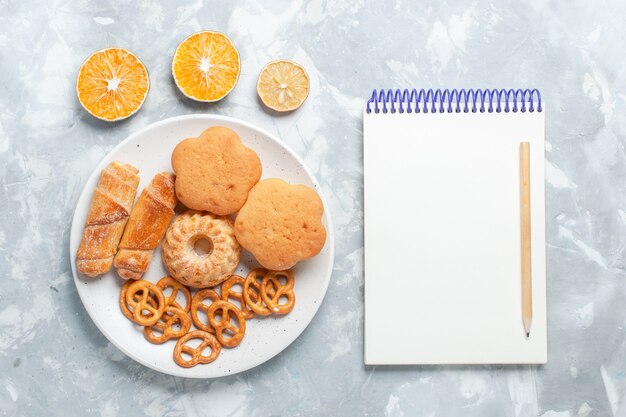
<box><xmin>70</xmin><ymin>114</ymin><xmax>335</xmax><ymax>378</ymax></box>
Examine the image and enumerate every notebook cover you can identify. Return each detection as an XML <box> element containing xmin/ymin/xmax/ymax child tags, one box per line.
<box><xmin>363</xmin><ymin>89</ymin><xmax>547</xmax><ymax>365</ymax></box>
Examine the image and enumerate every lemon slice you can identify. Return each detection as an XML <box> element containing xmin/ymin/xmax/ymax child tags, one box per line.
<box><xmin>257</xmin><ymin>60</ymin><xmax>310</xmax><ymax>112</ymax></box>
<box><xmin>76</xmin><ymin>48</ymin><xmax>149</xmax><ymax>121</ymax></box>
<box><xmin>172</xmin><ymin>31</ymin><xmax>240</xmax><ymax>102</ymax></box>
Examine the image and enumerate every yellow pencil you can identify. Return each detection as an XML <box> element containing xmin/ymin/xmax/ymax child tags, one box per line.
<box><xmin>520</xmin><ymin>142</ymin><xmax>532</xmax><ymax>338</ymax></box>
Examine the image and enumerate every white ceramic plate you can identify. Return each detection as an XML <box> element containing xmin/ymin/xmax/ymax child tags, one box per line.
<box><xmin>70</xmin><ymin>114</ymin><xmax>334</xmax><ymax>378</ymax></box>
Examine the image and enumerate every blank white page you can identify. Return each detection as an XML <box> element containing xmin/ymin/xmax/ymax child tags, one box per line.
<box><xmin>364</xmin><ymin>107</ymin><xmax>546</xmax><ymax>364</ymax></box>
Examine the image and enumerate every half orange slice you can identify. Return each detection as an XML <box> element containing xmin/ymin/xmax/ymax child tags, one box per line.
<box><xmin>172</xmin><ymin>31</ymin><xmax>240</xmax><ymax>102</ymax></box>
<box><xmin>76</xmin><ymin>48</ymin><xmax>149</xmax><ymax>121</ymax></box>
<box><xmin>257</xmin><ymin>60</ymin><xmax>310</xmax><ymax>112</ymax></box>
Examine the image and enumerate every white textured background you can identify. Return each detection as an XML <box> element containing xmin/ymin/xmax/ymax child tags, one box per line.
<box><xmin>0</xmin><ymin>0</ymin><xmax>624</xmax><ymax>416</ymax></box>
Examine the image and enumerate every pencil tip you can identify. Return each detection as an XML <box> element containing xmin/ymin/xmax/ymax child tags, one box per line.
<box><xmin>526</xmin><ymin>332</ymin><xmax>530</xmax><ymax>338</ymax></box>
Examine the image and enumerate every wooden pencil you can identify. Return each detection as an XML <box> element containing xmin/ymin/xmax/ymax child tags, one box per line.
<box><xmin>520</xmin><ymin>142</ymin><xmax>532</xmax><ymax>338</ymax></box>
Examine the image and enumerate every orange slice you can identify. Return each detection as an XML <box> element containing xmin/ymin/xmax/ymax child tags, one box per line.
<box><xmin>257</xmin><ymin>60</ymin><xmax>310</xmax><ymax>112</ymax></box>
<box><xmin>76</xmin><ymin>48</ymin><xmax>149</xmax><ymax>122</ymax></box>
<box><xmin>172</xmin><ymin>31</ymin><xmax>240</xmax><ymax>102</ymax></box>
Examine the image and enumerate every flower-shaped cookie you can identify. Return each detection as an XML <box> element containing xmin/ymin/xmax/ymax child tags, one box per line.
<box><xmin>235</xmin><ymin>178</ymin><xmax>327</xmax><ymax>270</ymax></box>
<box><xmin>171</xmin><ymin>126</ymin><xmax>262</xmax><ymax>215</ymax></box>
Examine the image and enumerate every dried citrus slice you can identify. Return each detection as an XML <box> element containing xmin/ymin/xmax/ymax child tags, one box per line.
<box><xmin>257</xmin><ymin>60</ymin><xmax>310</xmax><ymax>112</ymax></box>
<box><xmin>76</xmin><ymin>48</ymin><xmax>149</xmax><ymax>122</ymax></box>
<box><xmin>172</xmin><ymin>31</ymin><xmax>240</xmax><ymax>102</ymax></box>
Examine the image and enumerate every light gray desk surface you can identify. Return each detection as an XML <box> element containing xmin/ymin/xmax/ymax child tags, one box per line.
<box><xmin>1</xmin><ymin>1</ymin><xmax>624</xmax><ymax>416</ymax></box>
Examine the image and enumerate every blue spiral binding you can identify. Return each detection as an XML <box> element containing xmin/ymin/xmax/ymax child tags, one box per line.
<box><xmin>366</xmin><ymin>88</ymin><xmax>542</xmax><ymax>114</ymax></box>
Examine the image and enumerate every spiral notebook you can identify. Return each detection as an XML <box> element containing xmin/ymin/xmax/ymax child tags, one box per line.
<box><xmin>364</xmin><ymin>89</ymin><xmax>547</xmax><ymax>364</ymax></box>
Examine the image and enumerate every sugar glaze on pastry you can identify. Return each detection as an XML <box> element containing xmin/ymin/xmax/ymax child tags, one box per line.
<box><xmin>162</xmin><ymin>211</ymin><xmax>241</xmax><ymax>288</ymax></box>
<box><xmin>76</xmin><ymin>161</ymin><xmax>140</xmax><ymax>277</ymax></box>
<box><xmin>114</xmin><ymin>172</ymin><xmax>177</xmax><ymax>280</ymax></box>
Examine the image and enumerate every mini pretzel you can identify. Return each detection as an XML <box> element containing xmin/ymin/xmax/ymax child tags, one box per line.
<box><xmin>221</xmin><ymin>275</ymin><xmax>255</xmax><ymax>319</ymax></box>
<box><xmin>207</xmin><ymin>301</ymin><xmax>246</xmax><ymax>348</ymax></box>
<box><xmin>156</xmin><ymin>276</ymin><xmax>191</xmax><ymax>312</ymax></box>
<box><xmin>173</xmin><ymin>330</ymin><xmax>221</xmax><ymax>368</ymax></box>
<box><xmin>120</xmin><ymin>280</ymin><xmax>154</xmax><ymax>322</ymax></box>
<box><xmin>119</xmin><ymin>280</ymin><xmax>162</xmax><ymax>324</ymax></box>
<box><xmin>243</xmin><ymin>268</ymin><xmax>275</xmax><ymax>316</ymax></box>
<box><xmin>260</xmin><ymin>270</ymin><xmax>296</xmax><ymax>315</ymax></box>
<box><xmin>190</xmin><ymin>289</ymin><xmax>220</xmax><ymax>333</ymax></box>
<box><xmin>143</xmin><ymin>306</ymin><xmax>191</xmax><ymax>344</ymax></box>
<box><xmin>123</xmin><ymin>280</ymin><xmax>165</xmax><ymax>326</ymax></box>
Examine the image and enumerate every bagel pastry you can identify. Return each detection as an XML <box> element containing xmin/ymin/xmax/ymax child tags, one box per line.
<box><xmin>76</xmin><ymin>161</ymin><xmax>140</xmax><ymax>277</ymax></box>
<box><xmin>114</xmin><ymin>172</ymin><xmax>177</xmax><ymax>280</ymax></box>
<box><xmin>171</xmin><ymin>126</ymin><xmax>262</xmax><ymax>215</ymax></box>
<box><xmin>234</xmin><ymin>178</ymin><xmax>326</xmax><ymax>270</ymax></box>
<box><xmin>162</xmin><ymin>211</ymin><xmax>241</xmax><ymax>288</ymax></box>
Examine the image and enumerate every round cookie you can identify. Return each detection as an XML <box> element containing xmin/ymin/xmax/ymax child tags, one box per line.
<box><xmin>234</xmin><ymin>178</ymin><xmax>326</xmax><ymax>270</ymax></box>
<box><xmin>171</xmin><ymin>126</ymin><xmax>262</xmax><ymax>215</ymax></box>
